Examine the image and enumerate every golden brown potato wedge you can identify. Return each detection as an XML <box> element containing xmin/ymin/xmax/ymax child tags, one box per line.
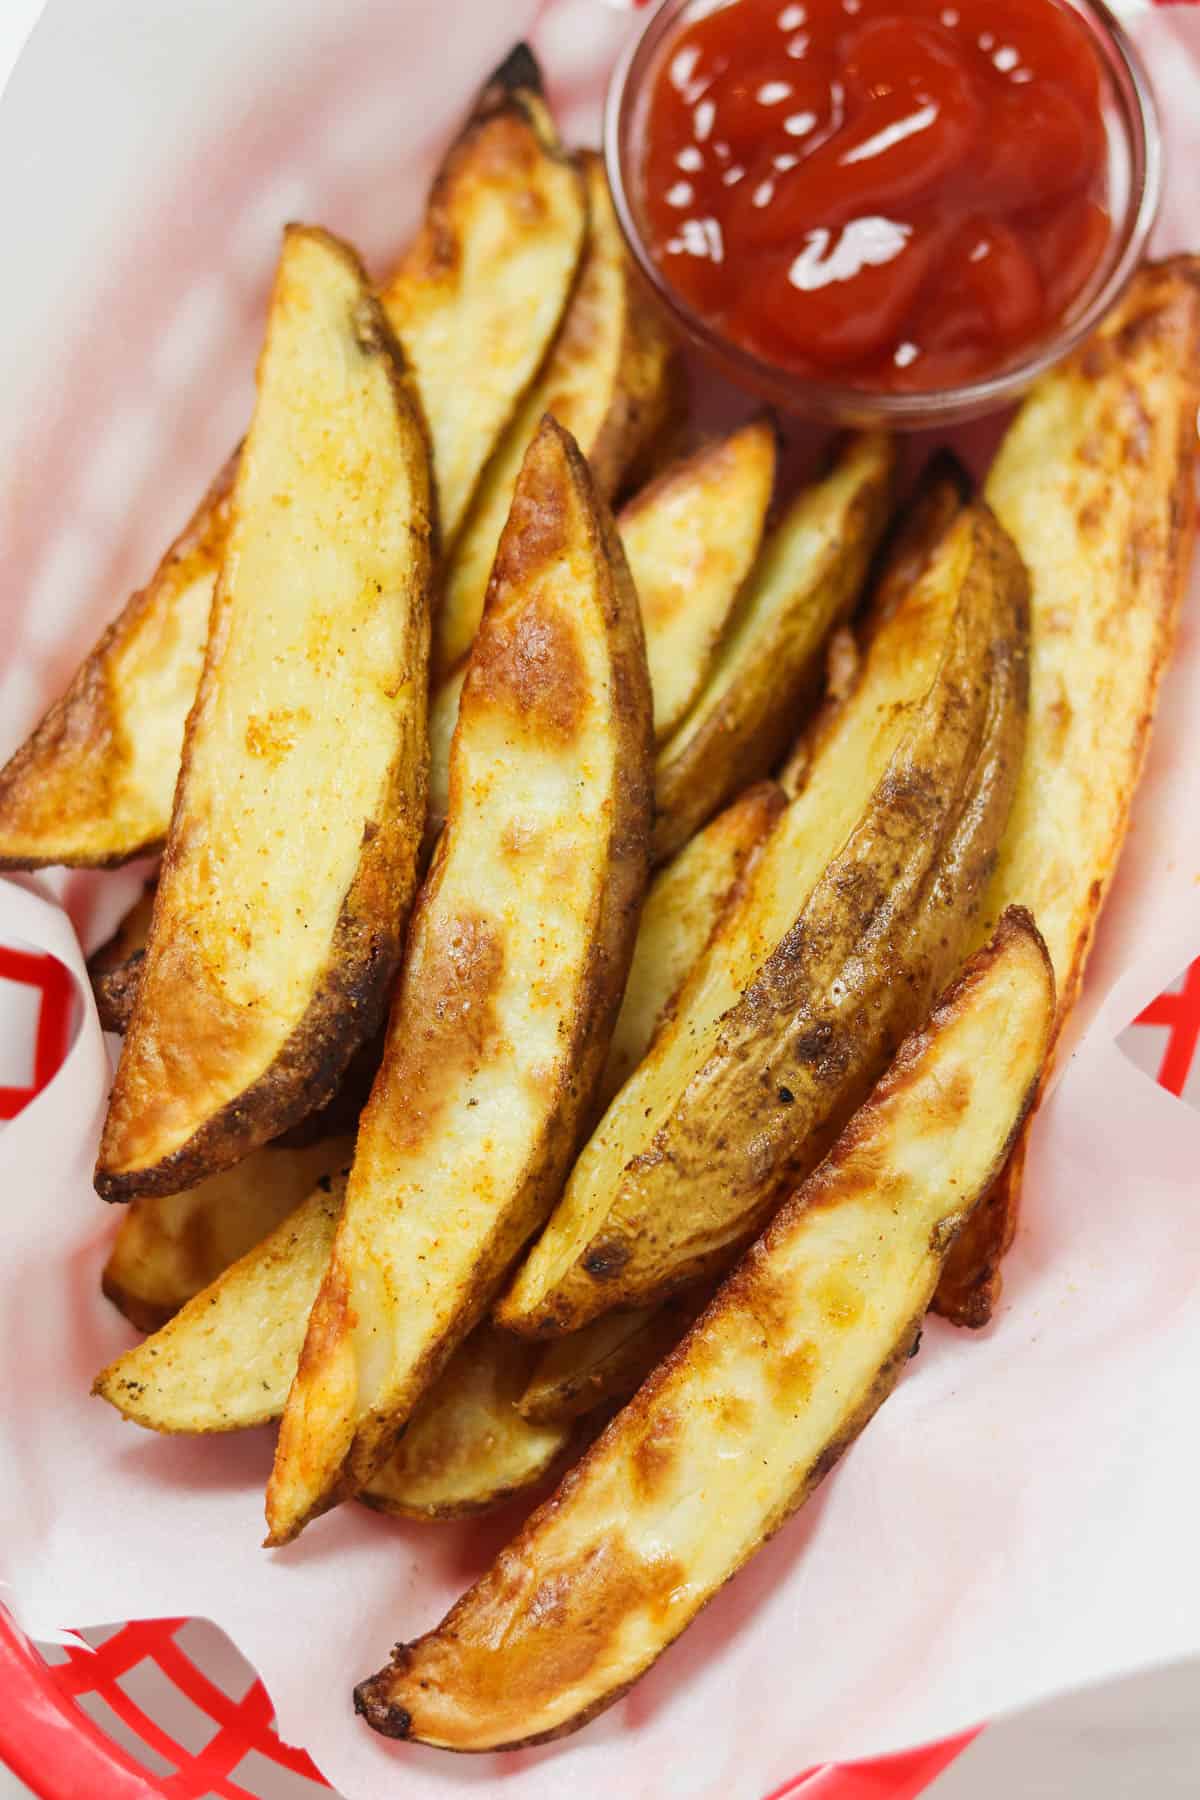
<box><xmin>517</xmin><ymin>1288</ymin><xmax>713</xmax><ymax>1428</ymax></box>
<box><xmin>95</xmin><ymin>226</ymin><xmax>434</xmax><ymax>1200</ymax></box>
<box><xmin>360</xmin><ymin>1328</ymin><xmax>571</xmax><ymax>1521</ymax></box>
<box><xmin>432</xmin><ymin>152</ymin><xmax>681</xmax><ymax>681</ymax></box>
<box><xmin>265</xmin><ymin>417</ymin><xmax>653</xmax><ymax>1545</ymax></box>
<box><xmin>88</xmin><ymin>881</ymin><xmax>158</xmax><ymax>1033</ymax></box>
<box><xmin>935</xmin><ymin>257</ymin><xmax>1200</xmax><ymax>1327</ymax></box>
<box><xmin>652</xmin><ymin>432</ymin><xmax>897</xmax><ymax>863</ymax></box>
<box><xmin>0</xmin><ymin>45</ymin><xmax>580</xmax><ymax>873</ymax></box>
<box><xmin>427</xmin><ymin>421</ymin><xmax>774</xmax><ymax>845</ymax></box>
<box><xmin>597</xmin><ymin>780</ymin><xmax>784</xmax><ymax>1111</ymax></box>
<box><xmin>0</xmin><ymin>463</ymin><xmax>234</xmax><ymax>870</ymax></box>
<box><xmin>95</xmin><ymin>1173</ymin><xmax>348</xmax><ymax>1432</ymax></box>
<box><xmin>777</xmin><ymin>449</ymin><xmax>971</xmax><ymax>799</ymax></box>
<box><xmin>380</xmin><ymin>43</ymin><xmax>586</xmax><ymax>546</ymax></box>
<box><xmin>102</xmin><ymin>1137</ymin><xmax>352</xmax><ymax>1334</ymax></box>
<box><xmin>621</xmin><ymin>417</ymin><xmax>777</xmax><ymax>740</ymax></box>
<box><xmin>355</xmin><ymin>909</ymin><xmax>1054</xmax><ymax>1750</ymax></box>
<box><xmin>499</xmin><ymin>501</ymin><xmax>1029</xmax><ymax>1335</ymax></box>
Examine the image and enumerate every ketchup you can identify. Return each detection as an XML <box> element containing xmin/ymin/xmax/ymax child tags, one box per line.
<box><xmin>638</xmin><ymin>0</ymin><xmax>1111</xmax><ymax>391</ymax></box>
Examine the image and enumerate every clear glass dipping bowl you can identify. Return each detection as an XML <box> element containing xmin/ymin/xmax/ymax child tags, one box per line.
<box><xmin>603</xmin><ymin>0</ymin><xmax>1162</xmax><ymax>428</ymax></box>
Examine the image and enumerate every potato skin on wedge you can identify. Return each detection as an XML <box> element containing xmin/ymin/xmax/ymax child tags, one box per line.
<box><xmin>432</xmin><ymin>152</ymin><xmax>681</xmax><ymax>681</ymax></box>
<box><xmin>265</xmin><ymin>417</ymin><xmax>654</xmax><ymax>1545</ymax></box>
<box><xmin>935</xmin><ymin>257</ymin><xmax>1200</xmax><ymax>1327</ymax></box>
<box><xmin>500</xmin><ymin>503</ymin><xmax>1029</xmax><ymax>1334</ymax></box>
<box><xmin>598</xmin><ymin>780</ymin><xmax>785</xmax><ymax>1111</ymax></box>
<box><xmin>355</xmin><ymin>910</ymin><xmax>1054</xmax><ymax>1751</ymax></box>
<box><xmin>652</xmin><ymin>431</ymin><xmax>897</xmax><ymax>862</ymax></box>
<box><xmin>380</xmin><ymin>43</ymin><xmax>586</xmax><ymax>547</ymax></box>
<box><xmin>0</xmin><ymin>462</ymin><xmax>234</xmax><ymax>870</ymax></box>
<box><xmin>96</xmin><ymin>225</ymin><xmax>434</xmax><ymax>1200</ymax></box>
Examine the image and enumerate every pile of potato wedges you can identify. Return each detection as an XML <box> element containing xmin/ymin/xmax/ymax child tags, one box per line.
<box><xmin>2</xmin><ymin>41</ymin><xmax>1199</xmax><ymax>1753</ymax></box>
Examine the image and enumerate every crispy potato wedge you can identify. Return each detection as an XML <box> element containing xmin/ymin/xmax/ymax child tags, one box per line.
<box><xmin>88</xmin><ymin>881</ymin><xmax>158</xmax><ymax>1033</ymax></box>
<box><xmin>652</xmin><ymin>432</ymin><xmax>897</xmax><ymax>863</ymax></box>
<box><xmin>265</xmin><ymin>418</ymin><xmax>653</xmax><ymax>1544</ymax></box>
<box><xmin>95</xmin><ymin>1173</ymin><xmax>348</xmax><ymax>1432</ymax></box>
<box><xmin>427</xmin><ymin>422</ymin><xmax>773</xmax><ymax>845</ymax></box>
<box><xmin>517</xmin><ymin>1288</ymin><xmax>713</xmax><ymax>1428</ymax></box>
<box><xmin>598</xmin><ymin>780</ymin><xmax>785</xmax><ymax>1111</ymax></box>
<box><xmin>95</xmin><ymin>227</ymin><xmax>434</xmax><ymax>1200</ymax></box>
<box><xmin>355</xmin><ymin>909</ymin><xmax>1054</xmax><ymax>1750</ymax></box>
<box><xmin>97</xmin><ymin>1185</ymin><xmax>568</xmax><ymax>1518</ymax></box>
<box><xmin>621</xmin><ymin>417</ymin><xmax>777</xmax><ymax>739</ymax></box>
<box><xmin>380</xmin><ymin>44</ymin><xmax>586</xmax><ymax>545</ymax></box>
<box><xmin>499</xmin><ymin>501</ymin><xmax>1029</xmax><ymax>1334</ymax></box>
<box><xmin>360</xmin><ymin>1328</ymin><xmax>571</xmax><ymax>1521</ymax></box>
<box><xmin>778</xmin><ymin>449</ymin><xmax>971</xmax><ymax>799</ymax></box>
<box><xmin>935</xmin><ymin>257</ymin><xmax>1200</xmax><ymax>1327</ymax></box>
<box><xmin>432</xmin><ymin>152</ymin><xmax>681</xmax><ymax>681</ymax></box>
<box><xmin>0</xmin><ymin>463</ymin><xmax>234</xmax><ymax>870</ymax></box>
<box><xmin>102</xmin><ymin>1137</ymin><xmax>352</xmax><ymax>1334</ymax></box>
<box><xmin>0</xmin><ymin>46</ymin><xmax>579</xmax><ymax>873</ymax></box>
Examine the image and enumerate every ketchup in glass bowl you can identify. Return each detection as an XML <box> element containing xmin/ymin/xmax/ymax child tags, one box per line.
<box><xmin>604</xmin><ymin>0</ymin><xmax>1160</xmax><ymax>424</ymax></box>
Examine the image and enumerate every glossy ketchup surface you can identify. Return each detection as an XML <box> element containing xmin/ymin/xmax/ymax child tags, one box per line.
<box><xmin>639</xmin><ymin>0</ymin><xmax>1112</xmax><ymax>391</ymax></box>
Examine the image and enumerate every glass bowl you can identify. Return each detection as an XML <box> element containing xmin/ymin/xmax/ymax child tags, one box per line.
<box><xmin>603</xmin><ymin>0</ymin><xmax>1162</xmax><ymax>428</ymax></box>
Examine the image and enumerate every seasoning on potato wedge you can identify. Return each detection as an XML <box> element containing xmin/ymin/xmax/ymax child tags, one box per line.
<box><xmin>623</xmin><ymin>416</ymin><xmax>777</xmax><ymax>740</ymax></box>
<box><xmin>359</xmin><ymin>1327</ymin><xmax>571</xmax><ymax>1522</ymax></box>
<box><xmin>499</xmin><ymin>500</ymin><xmax>1029</xmax><ymax>1335</ymax></box>
<box><xmin>355</xmin><ymin>909</ymin><xmax>1054</xmax><ymax>1751</ymax></box>
<box><xmin>0</xmin><ymin>462</ymin><xmax>235</xmax><ymax>871</ymax></box>
<box><xmin>0</xmin><ymin>43</ymin><xmax>582</xmax><ymax>871</ymax></box>
<box><xmin>264</xmin><ymin>416</ymin><xmax>653</xmax><ymax>1545</ymax></box>
<box><xmin>652</xmin><ymin>430</ymin><xmax>897</xmax><ymax>862</ymax></box>
<box><xmin>95</xmin><ymin>225</ymin><xmax>434</xmax><ymax>1200</ymax></box>
<box><xmin>935</xmin><ymin>256</ymin><xmax>1200</xmax><ymax>1327</ymax></box>
<box><xmin>380</xmin><ymin>42</ymin><xmax>587</xmax><ymax>548</ymax></box>
<box><xmin>427</xmin><ymin>418</ymin><xmax>780</xmax><ymax>844</ymax></box>
<box><xmin>101</xmin><ymin>1137</ymin><xmax>352</xmax><ymax>1334</ymax></box>
<box><xmin>431</xmin><ymin>152</ymin><xmax>681</xmax><ymax>681</ymax></box>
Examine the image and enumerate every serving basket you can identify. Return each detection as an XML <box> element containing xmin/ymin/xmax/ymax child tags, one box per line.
<box><xmin>1</xmin><ymin>940</ymin><xmax>1195</xmax><ymax>1799</ymax></box>
<box><xmin>2</xmin><ymin>0</ymin><xmax>1199</xmax><ymax>1793</ymax></box>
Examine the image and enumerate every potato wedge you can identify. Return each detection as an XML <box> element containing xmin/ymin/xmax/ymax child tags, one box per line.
<box><xmin>102</xmin><ymin>1137</ymin><xmax>352</xmax><ymax>1334</ymax></box>
<box><xmin>517</xmin><ymin>1289</ymin><xmax>713</xmax><ymax>1428</ymax></box>
<box><xmin>778</xmin><ymin>449</ymin><xmax>971</xmax><ymax>799</ymax></box>
<box><xmin>265</xmin><ymin>417</ymin><xmax>653</xmax><ymax>1545</ymax></box>
<box><xmin>88</xmin><ymin>881</ymin><xmax>158</xmax><ymax>1033</ymax></box>
<box><xmin>0</xmin><ymin>463</ymin><xmax>234</xmax><ymax>870</ymax></box>
<box><xmin>499</xmin><ymin>501</ymin><xmax>1029</xmax><ymax>1334</ymax></box>
<box><xmin>95</xmin><ymin>226</ymin><xmax>434</xmax><ymax>1200</ymax></box>
<box><xmin>652</xmin><ymin>432</ymin><xmax>897</xmax><ymax>863</ymax></box>
<box><xmin>427</xmin><ymin>422</ymin><xmax>775</xmax><ymax>846</ymax></box>
<box><xmin>621</xmin><ymin>417</ymin><xmax>777</xmax><ymax>739</ymax></box>
<box><xmin>432</xmin><ymin>152</ymin><xmax>681</xmax><ymax>681</ymax></box>
<box><xmin>97</xmin><ymin>1188</ymin><xmax>569</xmax><ymax>1520</ymax></box>
<box><xmin>0</xmin><ymin>45</ymin><xmax>580</xmax><ymax>873</ymax></box>
<box><xmin>95</xmin><ymin>1173</ymin><xmax>348</xmax><ymax>1432</ymax></box>
<box><xmin>380</xmin><ymin>43</ymin><xmax>586</xmax><ymax>546</ymax></box>
<box><xmin>934</xmin><ymin>257</ymin><xmax>1200</xmax><ymax>1328</ymax></box>
<box><xmin>355</xmin><ymin>909</ymin><xmax>1054</xmax><ymax>1750</ymax></box>
<box><xmin>598</xmin><ymin>780</ymin><xmax>785</xmax><ymax>1111</ymax></box>
<box><xmin>359</xmin><ymin>1328</ymin><xmax>571</xmax><ymax>1521</ymax></box>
